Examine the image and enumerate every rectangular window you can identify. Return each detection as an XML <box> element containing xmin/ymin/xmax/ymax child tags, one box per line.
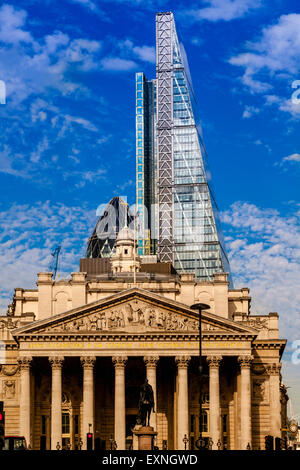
<box><xmin>62</xmin><ymin>413</ymin><xmax>70</xmax><ymax>434</ymax></box>
<box><xmin>41</xmin><ymin>415</ymin><xmax>46</xmax><ymax>435</ymax></box>
<box><xmin>74</xmin><ymin>415</ymin><xmax>79</xmax><ymax>435</ymax></box>
<box><xmin>222</xmin><ymin>414</ymin><xmax>227</xmax><ymax>434</ymax></box>
<box><xmin>190</xmin><ymin>414</ymin><xmax>195</xmax><ymax>433</ymax></box>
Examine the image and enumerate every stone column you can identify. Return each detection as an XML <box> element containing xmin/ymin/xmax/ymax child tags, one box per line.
<box><xmin>80</xmin><ymin>356</ymin><xmax>96</xmax><ymax>450</ymax></box>
<box><xmin>238</xmin><ymin>356</ymin><xmax>253</xmax><ymax>450</ymax></box>
<box><xmin>143</xmin><ymin>356</ymin><xmax>159</xmax><ymax>430</ymax></box>
<box><xmin>175</xmin><ymin>356</ymin><xmax>190</xmax><ymax>450</ymax></box>
<box><xmin>18</xmin><ymin>357</ymin><xmax>32</xmax><ymax>447</ymax></box>
<box><xmin>267</xmin><ymin>363</ymin><xmax>282</xmax><ymax>440</ymax></box>
<box><xmin>207</xmin><ymin>355</ymin><xmax>222</xmax><ymax>449</ymax></box>
<box><xmin>112</xmin><ymin>356</ymin><xmax>128</xmax><ymax>450</ymax></box>
<box><xmin>49</xmin><ymin>356</ymin><xmax>64</xmax><ymax>450</ymax></box>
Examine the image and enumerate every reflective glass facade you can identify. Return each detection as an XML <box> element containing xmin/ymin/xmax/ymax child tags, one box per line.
<box><xmin>135</xmin><ymin>73</ymin><xmax>157</xmax><ymax>256</ymax></box>
<box><xmin>136</xmin><ymin>12</ymin><xmax>232</xmax><ymax>283</ymax></box>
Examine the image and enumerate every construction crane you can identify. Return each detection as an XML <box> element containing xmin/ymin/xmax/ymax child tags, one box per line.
<box><xmin>49</xmin><ymin>245</ymin><xmax>61</xmax><ymax>279</ymax></box>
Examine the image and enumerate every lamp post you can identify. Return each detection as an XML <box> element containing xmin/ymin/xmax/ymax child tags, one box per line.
<box><xmin>191</xmin><ymin>302</ymin><xmax>210</xmax><ymax>450</ymax></box>
<box><xmin>183</xmin><ymin>434</ymin><xmax>189</xmax><ymax>450</ymax></box>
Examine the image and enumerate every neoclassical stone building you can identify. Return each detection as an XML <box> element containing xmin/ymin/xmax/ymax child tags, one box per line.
<box><xmin>0</xmin><ymin>230</ymin><xmax>288</xmax><ymax>450</ymax></box>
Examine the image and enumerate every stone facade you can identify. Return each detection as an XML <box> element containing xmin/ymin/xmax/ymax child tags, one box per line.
<box><xmin>0</xmin><ymin>236</ymin><xmax>287</xmax><ymax>450</ymax></box>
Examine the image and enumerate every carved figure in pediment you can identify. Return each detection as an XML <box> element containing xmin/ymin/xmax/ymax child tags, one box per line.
<box><xmin>101</xmin><ymin>312</ymin><xmax>107</xmax><ymax>330</ymax></box>
<box><xmin>157</xmin><ymin>312</ymin><xmax>166</xmax><ymax>328</ymax></box>
<box><xmin>165</xmin><ymin>313</ymin><xmax>173</xmax><ymax>330</ymax></box>
<box><xmin>165</xmin><ymin>313</ymin><xmax>177</xmax><ymax>330</ymax></box>
<box><xmin>145</xmin><ymin>307</ymin><xmax>156</xmax><ymax>327</ymax></box>
<box><xmin>131</xmin><ymin>301</ymin><xmax>143</xmax><ymax>323</ymax></box>
<box><xmin>95</xmin><ymin>312</ymin><xmax>105</xmax><ymax>330</ymax></box>
<box><xmin>77</xmin><ymin>318</ymin><xmax>86</xmax><ymax>331</ymax></box>
<box><xmin>108</xmin><ymin>310</ymin><xmax>118</xmax><ymax>329</ymax></box>
<box><xmin>89</xmin><ymin>314</ymin><xmax>98</xmax><ymax>330</ymax></box>
<box><xmin>180</xmin><ymin>318</ymin><xmax>189</xmax><ymax>331</ymax></box>
<box><xmin>116</xmin><ymin>310</ymin><xmax>125</xmax><ymax>328</ymax></box>
<box><xmin>123</xmin><ymin>303</ymin><xmax>132</xmax><ymax>323</ymax></box>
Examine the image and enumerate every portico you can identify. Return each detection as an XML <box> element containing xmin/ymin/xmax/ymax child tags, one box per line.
<box><xmin>9</xmin><ymin>287</ymin><xmax>284</xmax><ymax>450</ymax></box>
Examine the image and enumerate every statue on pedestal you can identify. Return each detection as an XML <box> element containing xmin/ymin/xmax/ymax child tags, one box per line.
<box><xmin>138</xmin><ymin>379</ymin><xmax>155</xmax><ymax>427</ymax></box>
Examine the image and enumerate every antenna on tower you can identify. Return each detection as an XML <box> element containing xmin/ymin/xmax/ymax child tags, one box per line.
<box><xmin>49</xmin><ymin>245</ymin><xmax>61</xmax><ymax>279</ymax></box>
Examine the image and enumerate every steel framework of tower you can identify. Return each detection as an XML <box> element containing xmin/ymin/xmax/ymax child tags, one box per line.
<box><xmin>136</xmin><ymin>12</ymin><xmax>232</xmax><ymax>283</ymax></box>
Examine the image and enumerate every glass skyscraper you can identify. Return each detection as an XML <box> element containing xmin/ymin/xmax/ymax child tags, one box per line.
<box><xmin>136</xmin><ymin>12</ymin><xmax>232</xmax><ymax>283</ymax></box>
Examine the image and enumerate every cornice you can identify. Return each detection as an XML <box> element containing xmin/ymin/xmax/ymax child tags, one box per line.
<box><xmin>252</xmin><ymin>339</ymin><xmax>286</xmax><ymax>358</ymax></box>
<box><xmin>14</xmin><ymin>331</ymin><xmax>256</xmax><ymax>342</ymax></box>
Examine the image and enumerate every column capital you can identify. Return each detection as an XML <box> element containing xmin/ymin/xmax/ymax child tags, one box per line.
<box><xmin>206</xmin><ymin>355</ymin><xmax>222</xmax><ymax>368</ymax></box>
<box><xmin>80</xmin><ymin>356</ymin><xmax>96</xmax><ymax>368</ymax></box>
<box><xmin>175</xmin><ymin>355</ymin><xmax>191</xmax><ymax>368</ymax></box>
<box><xmin>238</xmin><ymin>355</ymin><xmax>253</xmax><ymax>369</ymax></box>
<box><xmin>112</xmin><ymin>356</ymin><xmax>128</xmax><ymax>369</ymax></box>
<box><xmin>143</xmin><ymin>356</ymin><xmax>159</xmax><ymax>368</ymax></box>
<box><xmin>17</xmin><ymin>356</ymin><xmax>32</xmax><ymax>369</ymax></box>
<box><xmin>266</xmin><ymin>363</ymin><xmax>281</xmax><ymax>376</ymax></box>
<box><xmin>49</xmin><ymin>356</ymin><xmax>64</xmax><ymax>369</ymax></box>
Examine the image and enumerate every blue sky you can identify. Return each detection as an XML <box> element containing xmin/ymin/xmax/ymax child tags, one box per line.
<box><xmin>0</xmin><ymin>0</ymin><xmax>300</xmax><ymax>416</ymax></box>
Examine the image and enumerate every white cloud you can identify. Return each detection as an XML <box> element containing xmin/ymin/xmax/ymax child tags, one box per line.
<box><xmin>0</xmin><ymin>201</ymin><xmax>97</xmax><ymax>313</ymax></box>
<box><xmin>222</xmin><ymin>201</ymin><xmax>300</xmax><ymax>413</ymax></box>
<box><xmin>64</xmin><ymin>115</ymin><xmax>99</xmax><ymax>132</ymax></box>
<box><xmin>0</xmin><ymin>5</ymin><xmax>103</xmax><ymax>106</ymax></box>
<box><xmin>282</xmin><ymin>153</ymin><xmax>300</xmax><ymax>163</ymax></box>
<box><xmin>69</xmin><ymin>0</ymin><xmax>99</xmax><ymax>12</ymax></box>
<box><xmin>229</xmin><ymin>14</ymin><xmax>300</xmax><ymax>118</ymax></box>
<box><xmin>183</xmin><ymin>0</ymin><xmax>262</xmax><ymax>22</ymax></box>
<box><xmin>132</xmin><ymin>45</ymin><xmax>155</xmax><ymax>63</ymax></box>
<box><xmin>30</xmin><ymin>137</ymin><xmax>50</xmax><ymax>163</ymax></box>
<box><xmin>242</xmin><ymin>105</ymin><xmax>260</xmax><ymax>118</ymax></box>
<box><xmin>101</xmin><ymin>57</ymin><xmax>137</xmax><ymax>71</ymax></box>
<box><xmin>0</xmin><ymin>4</ymin><xmax>33</xmax><ymax>45</ymax></box>
<box><xmin>222</xmin><ymin>202</ymin><xmax>300</xmax><ymax>345</ymax></box>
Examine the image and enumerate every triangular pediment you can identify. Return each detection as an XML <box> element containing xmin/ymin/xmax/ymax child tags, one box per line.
<box><xmin>12</xmin><ymin>288</ymin><xmax>258</xmax><ymax>338</ymax></box>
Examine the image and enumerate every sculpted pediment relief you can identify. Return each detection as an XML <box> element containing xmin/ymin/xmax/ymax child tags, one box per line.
<box><xmin>12</xmin><ymin>288</ymin><xmax>258</xmax><ymax>337</ymax></box>
<box><xmin>38</xmin><ymin>300</ymin><xmax>207</xmax><ymax>333</ymax></box>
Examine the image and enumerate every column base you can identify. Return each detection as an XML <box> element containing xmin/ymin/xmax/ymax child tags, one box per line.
<box><xmin>133</xmin><ymin>426</ymin><xmax>157</xmax><ymax>450</ymax></box>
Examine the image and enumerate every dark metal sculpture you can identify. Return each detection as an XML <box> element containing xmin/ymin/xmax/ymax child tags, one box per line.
<box><xmin>138</xmin><ymin>379</ymin><xmax>155</xmax><ymax>427</ymax></box>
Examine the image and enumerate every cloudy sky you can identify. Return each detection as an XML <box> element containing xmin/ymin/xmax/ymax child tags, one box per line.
<box><xmin>0</xmin><ymin>0</ymin><xmax>299</xmax><ymax>416</ymax></box>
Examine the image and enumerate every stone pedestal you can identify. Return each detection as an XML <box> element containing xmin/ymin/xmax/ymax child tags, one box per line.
<box><xmin>133</xmin><ymin>426</ymin><xmax>157</xmax><ymax>450</ymax></box>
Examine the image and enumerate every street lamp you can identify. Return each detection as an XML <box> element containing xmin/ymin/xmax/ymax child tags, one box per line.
<box><xmin>191</xmin><ymin>302</ymin><xmax>210</xmax><ymax>450</ymax></box>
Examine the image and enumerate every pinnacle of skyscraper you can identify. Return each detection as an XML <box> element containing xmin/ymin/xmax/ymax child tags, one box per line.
<box><xmin>136</xmin><ymin>12</ymin><xmax>233</xmax><ymax>284</ymax></box>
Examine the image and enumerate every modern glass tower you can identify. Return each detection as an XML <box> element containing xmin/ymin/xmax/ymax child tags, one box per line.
<box><xmin>136</xmin><ymin>11</ymin><xmax>232</xmax><ymax>283</ymax></box>
<box><xmin>86</xmin><ymin>196</ymin><xmax>135</xmax><ymax>258</ymax></box>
